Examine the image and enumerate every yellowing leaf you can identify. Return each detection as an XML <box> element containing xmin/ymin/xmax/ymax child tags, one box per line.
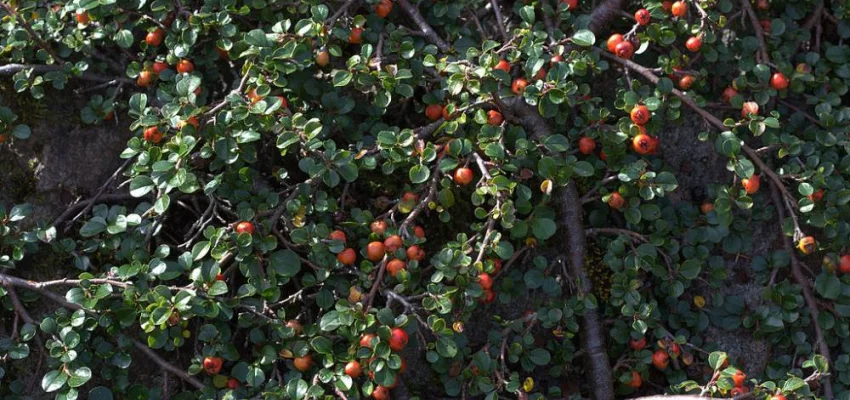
<box><xmin>452</xmin><ymin>321</ymin><xmax>464</xmax><ymax>333</ymax></box>
<box><xmin>693</xmin><ymin>295</ymin><xmax>706</xmax><ymax>308</ymax></box>
<box><xmin>540</xmin><ymin>179</ymin><xmax>553</xmax><ymax>195</ymax></box>
<box><xmin>522</xmin><ymin>377</ymin><xmax>534</xmax><ymax>392</ymax></box>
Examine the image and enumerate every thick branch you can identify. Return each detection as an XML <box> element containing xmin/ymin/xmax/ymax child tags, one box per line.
<box><xmin>557</xmin><ymin>184</ymin><xmax>614</xmax><ymax>400</ymax></box>
<box><xmin>499</xmin><ymin>94</ymin><xmax>614</xmax><ymax>400</ymax></box>
<box><xmin>395</xmin><ymin>0</ymin><xmax>450</xmax><ymax>52</ymax></box>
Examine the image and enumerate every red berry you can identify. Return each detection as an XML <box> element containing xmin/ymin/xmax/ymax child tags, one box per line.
<box><xmin>143</xmin><ymin>126</ymin><xmax>163</xmax><ymax>143</ymax></box>
<box><xmin>511</xmin><ymin>78</ymin><xmax>528</xmax><ymax>95</ymax></box>
<box><xmin>722</xmin><ymin>87</ymin><xmax>738</xmax><ymax>103</ymax></box>
<box><xmin>349</xmin><ymin>27</ymin><xmax>363</xmax><ymax>44</ymax></box>
<box><xmin>732</xmin><ymin>370</ymin><xmax>746</xmax><ymax>388</ymax></box>
<box><xmin>375</xmin><ymin>0</ymin><xmax>392</xmax><ymax>18</ymax></box>
<box><xmin>632</xmin><ymin>134</ymin><xmax>655</xmax><ymax>155</ymax></box>
<box><xmin>630</xmin><ymin>105</ymin><xmax>651</xmax><ymax>125</ymax></box>
<box><xmin>337</xmin><ymin>248</ymin><xmax>357</xmax><ymax>265</ymax></box>
<box><xmin>608</xmin><ymin>193</ymin><xmax>625</xmax><ymax>209</ymax></box>
<box><xmin>741</xmin><ymin>175</ymin><xmax>760</xmax><ymax>194</ymax></box>
<box><xmin>487</xmin><ymin>110</ymin><xmax>503</xmax><ymax>126</ymax></box>
<box><xmin>145</xmin><ymin>28</ymin><xmax>165</xmax><ymax>46</ymax></box>
<box><xmin>387</xmin><ymin>259</ymin><xmax>407</xmax><ymax>276</ymax></box>
<box><xmin>671</xmin><ymin>1</ymin><xmax>687</xmax><ymax>17</ymax></box>
<box><xmin>176</xmin><ymin>59</ymin><xmax>194</xmax><ymax>73</ymax></box>
<box><xmin>615</xmin><ymin>41</ymin><xmax>635</xmax><ymax>59</ymax></box>
<box><xmin>685</xmin><ymin>36</ymin><xmax>702</xmax><ymax>52</ymax></box>
<box><xmin>425</xmin><ymin>104</ymin><xmax>442</xmax><ymax>121</ymax></box>
<box><xmin>345</xmin><ymin>361</ymin><xmax>362</xmax><ymax>378</ymax></box>
<box><xmin>770</xmin><ymin>72</ymin><xmax>789</xmax><ymax>90</ymax></box>
<box><xmin>203</xmin><ymin>356</ymin><xmax>223</xmax><ymax>375</ymax></box>
<box><xmin>494</xmin><ymin>59</ymin><xmax>511</xmax><ymax>73</ymax></box>
<box><xmin>578</xmin><ymin>137</ymin><xmax>596</xmax><ymax>154</ymax></box>
<box><xmin>152</xmin><ymin>61</ymin><xmax>168</xmax><ymax>74</ymax></box>
<box><xmin>478</xmin><ymin>273</ymin><xmax>494</xmax><ymax>290</ymax></box>
<box><xmin>652</xmin><ymin>350</ymin><xmax>669</xmax><ymax>370</ymax></box>
<box><xmin>389</xmin><ymin>327</ymin><xmax>409</xmax><ymax>351</ymax></box>
<box><xmin>454</xmin><ymin>167</ymin><xmax>474</xmax><ymax>185</ymax></box>
<box><xmin>561</xmin><ymin>0</ymin><xmax>579</xmax><ymax>10</ymax></box>
<box><xmin>839</xmin><ymin>255</ymin><xmax>850</xmax><ymax>274</ymax></box>
<box><xmin>679</xmin><ymin>74</ymin><xmax>695</xmax><ymax>90</ymax></box>
<box><xmin>384</xmin><ymin>235</ymin><xmax>403</xmax><ymax>252</ymax></box>
<box><xmin>137</xmin><ymin>70</ymin><xmax>154</xmax><ymax>88</ymax></box>
<box><xmin>635</xmin><ymin>9</ymin><xmax>651</xmax><ymax>25</ymax></box>
<box><xmin>75</xmin><ymin>10</ymin><xmax>89</xmax><ymax>24</ymax></box>
<box><xmin>607</xmin><ymin>34</ymin><xmax>624</xmax><ymax>53</ymax></box>
<box><xmin>627</xmin><ymin>370</ymin><xmax>642</xmax><ymax>388</ymax></box>
<box><xmin>235</xmin><ymin>221</ymin><xmax>255</xmax><ymax>234</ymax></box>
<box><xmin>741</xmin><ymin>101</ymin><xmax>759</xmax><ymax>118</ymax></box>
<box><xmin>629</xmin><ymin>337</ymin><xmax>647</xmax><ymax>351</ymax></box>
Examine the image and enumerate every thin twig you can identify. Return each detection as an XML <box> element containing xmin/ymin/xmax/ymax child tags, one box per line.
<box><xmin>767</xmin><ymin>181</ymin><xmax>834</xmax><ymax>400</ymax></box>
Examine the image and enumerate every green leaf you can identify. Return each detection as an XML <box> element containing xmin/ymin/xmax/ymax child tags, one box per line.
<box><xmin>12</xmin><ymin>124</ymin><xmax>31</xmax><ymax>139</ymax></box>
<box><xmin>815</xmin><ymin>273</ymin><xmax>841</xmax><ymax>300</ymax></box>
<box><xmin>115</xmin><ymin>30</ymin><xmax>134</xmax><ymax>48</ymax></box>
<box><xmin>246</xmin><ymin>366</ymin><xmax>265</xmax><ymax>387</ymax></box>
<box><xmin>68</xmin><ymin>367</ymin><xmax>92</xmax><ymax>388</ymax></box>
<box><xmin>42</xmin><ymin>370</ymin><xmax>68</xmax><ymax>392</ymax></box>
<box><xmin>409</xmin><ymin>164</ymin><xmax>430</xmax><ymax>184</ymax></box>
<box><xmin>708</xmin><ymin>352</ymin><xmax>727</xmax><ymax>371</ymax></box>
<box><xmin>129</xmin><ymin>176</ymin><xmax>155</xmax><ymax>198</ymax></box>
<box><xmin>572</xmin><ymin>161</ymin><xmax>595</xmax><ymax>177</ymax></box>
<box><xmin>88</xmin><ymin>386</ymin><xmax>114</xmax><ymax>400</ymax></box>
<box><xmin>320</xmin><ymin>310</ymin><xmax>341</xmax><ymax>331</ymax></box>
<box><xmin>268</xmin><ymin>250</ymin><xmax>302</xmax><ymax>277</ymax></box>
<box><xmin>333</xmin><ymin>71</ymin><xmax>353</xmax><ymax>87</ymax></box>
<box><xmin>436</xmin><ymin>336</ymin><xmax>458</xmax><ymax>357</ymax></box>
<box><xmin>531</xmin><ymin>218</ymin><xmax>557</xmax><ymax>240</ymax></box>
<box><xmin>80</xmin><ymin>217</ymin><xmax>108</xmax><ymax>237</ymax></box>
<box><xmin>679</xmin><ymin>259</ymin><xmax>702</xmax><ymax>280</ymax></box>
<box><xmin>9</xmin><ymin>204</ymin><xmax>31</xmax><ymax>221</ymax></box>
<box><xmin>527</xmin><ymin>348</ymin><xmax>551</xmax><ymax>365</ymax></box>
<box><xmin>208</xmin><ymin>280</ymin><xmax>229</xmax><ymax>296</ymax></box>
<box><xmin>572</xmin><ymin>29</ymin><xmax>595</xmax><ymax>46</ymax></box>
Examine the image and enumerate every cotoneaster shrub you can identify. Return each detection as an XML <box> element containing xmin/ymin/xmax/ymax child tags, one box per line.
<box><xmin>1</xmin><ymin>0</ymin><xmax>849</xmax><ymax>399</ymax></box>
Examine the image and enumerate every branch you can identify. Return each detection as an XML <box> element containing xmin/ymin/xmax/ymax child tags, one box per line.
<box><xmin>51</xmin><ymin>193</ymin><xmax>140</xmax><ymax>228</ymax></box>
<box><xmin>767</xmin><ymin>181</ymin><xmax>834</xmax><ymax>400</ymax></box>
<box><xmin>0</xmin><ymin>273</ymin><xmax>205</xmax><ymax>390</ymax></box>
<box><xmin>489</xmin><ymin>0</ymin><xmax>509</xmax><ymax>43</ymax></box>
<box><xmin>0</xmin><ymin>64</ymin><xmax>134</xmax><ymax>84</ymax></box>
<box><xmin>0</xmin><ymin>3</ymin><xmax>63</xmax><ymax>62</ymax></box>
<box><xmin>326</xmin><ymin>0</ymin><xmax>358</xmax><ymax>31</ymax></box>
<box><xmin>65</xmin><ymin>157</ymin><xmax>135</xmax><ymax>231</ymax></box>
<box><xmin>395</xmin><ymin>0</ymin><xmax>450</xmax><ymax>52</ymax></box>
<box><xmin>132</xmin><ymin>341</ymin><xmax>205</xmax><ymax>389</ymax></box>
<box><xmin>364</xmin><ymin>257</ymin><xmax>388</xmax><ymax>312</ymax></box>
<box><xmin>801</xmin><ymin>1</ymin><xmax>825</xmax><ymax>31</ymax></box>
<box><xmin>741</xmin><ymin>0</ymin><xmax>770</xmax><ymax>64</ymax></box>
